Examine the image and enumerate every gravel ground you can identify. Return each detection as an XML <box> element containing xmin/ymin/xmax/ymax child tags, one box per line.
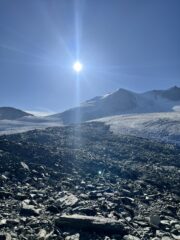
<box><xmin>0</xmin><ymin>122</ymin><xmax>179</xmax><ymax>239</ymax></box>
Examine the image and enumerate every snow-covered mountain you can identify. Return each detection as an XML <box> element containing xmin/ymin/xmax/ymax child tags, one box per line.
<box><xmin>51</xmin><ymin>86</ymin><xmax>180</xmax><ymax>124</ymax></box>
<box><xmin>0</xmin><ymin>86</ymin><xmax>179</xmax><ymax>143</ymax></box>
<box><xmin>0</xmin><ymin>107</ymin><xmax>33</xmax><ymax>120</ymax></box>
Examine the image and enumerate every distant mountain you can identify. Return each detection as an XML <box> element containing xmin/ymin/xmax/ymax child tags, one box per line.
<box><xmin>0</xmin><ymin>107</ymin><xmax>33</xmax><ymax>120</ymax></box>
<box><xmin>51</xmin><ymin>86</ymin><xmax>180</xmax><ymax>124</ymax></box>
<box><xmin>146</xmin><ymin>86</ymin><xmax>180</xmax><ymax>101</ymax></box>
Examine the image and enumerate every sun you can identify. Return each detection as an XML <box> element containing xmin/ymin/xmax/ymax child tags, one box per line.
<box><xmin>73</xmin><ymin>61</ymin><xmax>83</xmax><ymax>73</ymax></box>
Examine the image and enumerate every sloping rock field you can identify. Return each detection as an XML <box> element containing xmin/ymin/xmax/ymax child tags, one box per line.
<box><xmin>0</xmin><ymin>122</ymin><xmax>179</xmax><ymax>239</ymax></box>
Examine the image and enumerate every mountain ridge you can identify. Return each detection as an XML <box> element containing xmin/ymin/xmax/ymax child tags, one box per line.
<box><xmin>51</xmin><ymin>86</ymin><xmax>180</xmax><ymax>124</ymax></box>
<box><xmin>0</xmin><ymin>107</ymin><xmax>33</xmax><ymax>120</ymax></box>
<box><xmin>1</xmin><ymin>86</ymin><xmax>179</xmax><ymax>123</ymax></box>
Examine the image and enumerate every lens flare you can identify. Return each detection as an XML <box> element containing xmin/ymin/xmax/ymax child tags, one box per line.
<box><xmin>73</xmin><ymin>61</ymin><xmax>83</xmax><ymax>72</ymax></box>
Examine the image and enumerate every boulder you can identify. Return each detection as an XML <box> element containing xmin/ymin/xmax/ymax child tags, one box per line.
<box><xmin>65</xmin><ymin>234</ymin><xmax>80</xmax><ymax>240</ymax></box>
<box><xmin>20</xmin><ymin>203</ymin><xmax>40</xmax><ymax>216</ymax></box>
<box><xmin>20</xmin><ymin>162</ymin><xmax>30</xmax><ymax>171</ymax></box>
<box><xmin>123</xmin><ymin>235</ymin><xmax>140</xmax><ymax>240</ymax></box>
<box><xmin>55</xmin><ymin>214</ymin><xmax>127</xmax><ymax>235</ymax></box>
<box><xmin>149</xmin><ymin>214</ymin><xmax>160</xmax><ymax>228</ymax></box>
<box><xmin>57</xmin><ymin>194</ymin><xmax>78</xmax><ymax>208</ymax></box>
<box><xmin>0</xmin><ymin>233</ymin><xmax>11</xmax><ymax>240</ymax></box>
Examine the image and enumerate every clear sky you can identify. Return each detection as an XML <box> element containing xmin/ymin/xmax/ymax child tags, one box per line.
<box><xmin>0</xmin><ymin>0</ymin><xmax>180</xmax><ymax>114</ymax></box>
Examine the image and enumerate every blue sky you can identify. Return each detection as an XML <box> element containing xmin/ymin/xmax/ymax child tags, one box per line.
<box><xmin>0</xmin><ymin>0</ymin><xmax>180</xmax><ymax>114</ymax></box>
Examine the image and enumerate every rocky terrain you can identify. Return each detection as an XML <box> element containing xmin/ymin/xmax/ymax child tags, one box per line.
<box><xmin>0</xmin><ymin>122</ymin><xmax>179</xmax><ymax>239</ymax></box>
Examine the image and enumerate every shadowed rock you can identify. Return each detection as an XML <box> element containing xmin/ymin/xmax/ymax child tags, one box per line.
<box><xmin>20</xmin><ymin>203</ymin><xmax>40</xmax><ymax>216</ymax></box>
<box><xmin>55</xmin><ymin>214</ymin><xmax>127</xmax><ymax>235</ymax></box>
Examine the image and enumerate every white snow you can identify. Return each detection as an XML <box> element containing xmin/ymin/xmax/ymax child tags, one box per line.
<box><xmin>0</xmin><ymin>111</ymin><xmax>180</xmax><ymax>144</ymax></box>
<box><xmin>94</xmin><ymin>112</ymin><xmax>180</xmax><ymax>144</ymax></box>
<box><xmin>0</xmin><ymin>118</ymin><xmax>62</xmax><ymax>135</ymax></box>
<box><xmin>1</xmin><ymin>87</ymin><xmax>180</xmax><ymax>142</ymax></box>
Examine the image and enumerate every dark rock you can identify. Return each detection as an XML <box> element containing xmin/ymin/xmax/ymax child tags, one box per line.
<box><xmin>0</xmin><ymin>233</ymin><xmax>11</xmax><ymax>240</ymax></box>
<box><xmin>55</xmin><ymin>214</ymin><xmax>127</xmax><ymax>235</ymax></box>
<box><xmin>120</xmin><ymin>197</ymin><xmax>135</xmax><ymax>205</ymax></box>
<box><xmin>20</xmin><ymin>203</ymin><xmax>40</xmax><ymax>216</ymax></box>
<box><xmin>171</xmin><ymin>234</ymin><xmax>180</xmax><ymax>240</ymax></box>
<box><xmin>149</xmin><ymin>214</ymin><xmax>160</xmax><ymax>228</ymax></box>
<box><xmin>73</xmin><ymin>207</ymin><xmax>97</xmax><ymax>216</ymax></box>
<box><xmin>6</xmin><ymin>219</ymin><xmax>20</xmax><ymax>226</ymax></box>
<box><xmin>46</xmin><ymin>205</ymin><xmax>60</xmax><ymax>214</ymax></box>
<box><xmin>0</xmin><ymin>191</ymin><xmax>12</xmax><ymax>199</ymax></box>
<box><xmin>15</xmin><ymin>193</ymin><xmax>28</xmax><ymax>200</ymax></box>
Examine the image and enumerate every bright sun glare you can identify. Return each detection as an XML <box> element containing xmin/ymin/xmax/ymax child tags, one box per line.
<box><xmin>73</xmin><ymin>61</ymin><xmax>83</xmax><ymax>72</ymax></box>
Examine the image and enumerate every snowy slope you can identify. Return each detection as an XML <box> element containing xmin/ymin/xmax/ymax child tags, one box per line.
<box><xmin>51</xmin><ymin>86</ymin><xmax>180</xmax><ymax>124</ymax></box>
<box><xmin>0</xmin><ymin>86</ymin><xmax>180</xmax><ymax>139</ymax></box>
<box><xmin>0</xmin><ymin>117</ymin><xmax>62</xmax><ymax>135</ymax></box>
<box><xmin>1</xmin><ymin>112</ymin><xmax>179</xmax><ymax>145</ymax></box>
<box><xmin>95</xmin><ymin>112</ymin><xmax>180</xmax><ymax>144</ymax></box>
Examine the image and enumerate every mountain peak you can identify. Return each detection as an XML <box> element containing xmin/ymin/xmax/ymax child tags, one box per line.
<box><xmin>116</xmin><ymin>88</ymin><xmax>132</xmax><ymax>93</ymax></box>
<box><xmin>51</xmin><ymin>86</ymin><xmax>180</xmax><ymax>124</ymax></box>
<box><xmin>170</xmin><ymin>85</ymin><xmax>179</xmax><ymax>90</ymax></box>
<box><xmin>161</xmin><ymin>86</ymin><xmax>180</xmax><ymax>101</ymax></box>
